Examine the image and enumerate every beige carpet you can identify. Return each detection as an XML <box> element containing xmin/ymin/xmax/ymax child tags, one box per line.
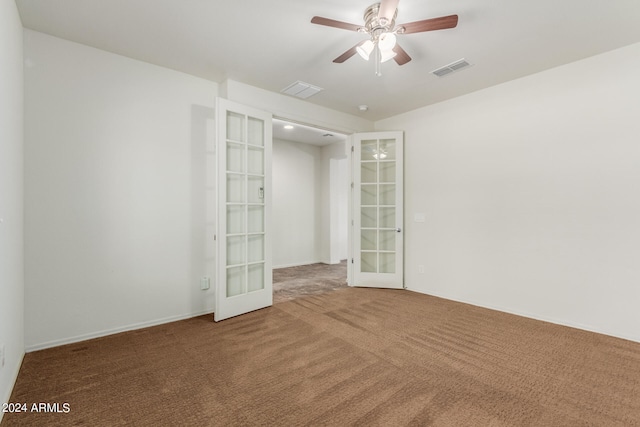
<box><xmin>3</xmin><ymin>287</ymin><xmax>640</xmax><ymax>426</ymax></box>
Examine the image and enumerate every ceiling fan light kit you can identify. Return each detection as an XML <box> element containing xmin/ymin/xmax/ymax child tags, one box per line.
<box><xmin>356</xmin><ymin>40</ymin><xmax>375</xmax><ymax>60</ymax></box>
<box><xmin>311</xmin><ymin>0</ymin><xmax>458</xmax><ymax>76</ymax></box>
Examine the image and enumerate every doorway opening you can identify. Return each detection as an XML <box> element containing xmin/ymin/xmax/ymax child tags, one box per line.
<box><xmin>271</xmin><ymin>118</ymin><xmax>349</xmax><ymax>303</ymax></box>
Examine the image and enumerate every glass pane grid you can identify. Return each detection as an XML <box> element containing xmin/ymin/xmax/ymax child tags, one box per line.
<box><xmin>224</xmin><ymin>110</ymin><xmax>268</xmax><ymax>298</ymax></box>
<box><xmin>359</xmin><ymin>137</ymin><xmax>397</xmax><ymax>275</ymax></box>
<box><xmin>247</xmin><ymin>263</ymin><xmax>265</xmax><ymax>292</ymax></box>
<box><xmin>227</xmin><ymin>112</ymin><xmax>245</xmax><ymax>142</ymax></box>
<box><xmin>226</xmin><ymin>266</ymin><xmax>245</xmax><ymax>297</ymax></box>
<box><xmin>248</xmin><ymin>146</ymin><xmax>264</xmax><ymax>175</ymax></box>
<box><xmin>247</xmin><ymin>117</ymin><xmax>264</xmax><ymax>147</ymax></box>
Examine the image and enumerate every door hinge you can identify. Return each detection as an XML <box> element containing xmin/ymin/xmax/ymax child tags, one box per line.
<box><xmin>351</xmin><ymin>182</ymin><xmax>354</xmax><ymax>189</ymax></box>
<box><xmin>351</xmin><ymin>258</ymin><xmax>354</xmax><ymax>264</ymax></box>
<box><xmin>351</xmin><ymin>145</ymin><xmax>354</xmax><ymax>153</ymax></box>
<box><xmin>214</xmin><ymin>234</ymin><xmax>217</xmax><ymax>241</ymax></box>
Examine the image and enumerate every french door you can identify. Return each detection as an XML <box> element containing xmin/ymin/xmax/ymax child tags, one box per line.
<box><xmin>351</xmin><ymin>131</ymin><xmax>404</xmax><ymax>288</ymax></box>
<box><xmin>215</xmin><ymin>98</ymin><xmax>272</xmax><ymax>321</ymax></box>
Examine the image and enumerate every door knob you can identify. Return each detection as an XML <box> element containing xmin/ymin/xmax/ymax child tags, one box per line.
<box><xmin>396</xmin><ymin>227</ymin><xmax>402</xmax><ymax>233</ymax></box>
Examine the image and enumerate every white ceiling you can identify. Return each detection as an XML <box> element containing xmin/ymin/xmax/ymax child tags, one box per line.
<box><xmin>16</xmin><ymin>0</ymin><xmax>640</xmax><ymax>121</ymax></box>
<box><xmin>273</xmin><ymin>118</ymin><xmax>347</xmax><ymax>146</ymax></box>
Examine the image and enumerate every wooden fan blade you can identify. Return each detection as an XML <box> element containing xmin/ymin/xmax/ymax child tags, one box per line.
<box><xmin>333</xmin><ymin>42</ymin><xmax>365</xmax><ymax>63</ymax></box>
<box><xmin>398</xmin><ymin>14</ymin><xmax>458</xmax><ymax>34</ymax></box>
<box><xmin>393</xmin><ymin>44</ymin><xmax>412</xmax><ymax>66</ymax></box>
<box><xmin>378</xmin><ymin>0</ymin><xmax>399</xmax><ymax>23</ymax></box>
<box><xmin>311</xmin><ymin>16</ymin><xmax>362</xmax><ymax>32</ymax></box>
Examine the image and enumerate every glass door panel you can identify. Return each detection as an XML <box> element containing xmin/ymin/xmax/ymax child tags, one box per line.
<box><xmin>227</xmin><ymin>205</ymin><xmax>245</xmax><ymax>234</ymax></box>
<box><xmin>379</xmin><ymin>184</ymin><xmax>395</xmax><ymax>206</ymax></box>
<box><xmin>247</xmin><ymin>235</ymin><xmax>264</xmax><ymax>263</ymax></box>
<box><xmin>247</xmin><ymin>147</ymin><xmax>264</xmax><ymax>174</ymax></box>
<box><xmin>361</xmin><ymin>140</ymin><xmax>378</xmax><ymax>160</ymax></box>
<box><xmin>361</xmin><ymin>230</ymin><xmax>377</xmax><ymax>251</ymax></box>
<box><xmin>227</xmin><ymin>175</ymin><xmax>245</xmax><ymax>203</ymax></box>
<box><xmin>379</xmin><ymin>139</ymin><xmax>396</xmax><ymax>160</ymax></box>
<box><xmin>379</xmin><ymin>207</ymin><xmax>395</xmax><ymax>228</ymax></box>
<box><xmin>361</xmin><ymin>207</ymin><xmax>377</xmax><ymax>228</ymax></box>
<box><xmin>379</xmin><ymin>162</ymin><xmax>395</xmax><ymax>183</ymax></box>
<box><xmin>352</xmin><ymin>131</ymin><xmax>404</xmax><ymax>289</ymax></box>
<box><xmin>379</xmin><ymin>253</ymin><xmax>395</xmax><ymax>274</ymax></box>
<box><xmin>216</xmin><ymin>98</ymin><xmax>272</xmax><ymax>321</ymax></box>
<box><xmin>226</xmin><ymin>267</ymin><xmax>245</xmax><ymax>297</ymax></box>
<box><xmin>227</xmin><ymin>142</ymin><xmax>245</xmax><ymax>173</ymax></box>
<box><xmin>247</xmin><ymin>206</ymin><xmax>264</xmax><ymax>233</ymax></box>
<box><xmin>361</xmin><ymin>184</ymin><xmax>377</xmax><ymax>205</ymax></box>
<box><xmin>227</xmin><ymin>236</ymin><xmax>246</xmax><ymax>266</ymax></box>
<box><xmin>247</xmin><ymin>177</ymin><xmax>265</xmax><ymax>204</ymax></box>
<box><xmin>379</xmin><ymin>230</ymin><xmax>396</xmax><ymax>251</ymax></box>
<box><xmin>247</xmin><ymin>117</ymin><xmax>264</xmax><ymax>146</ymax></box>
<box><xmin>227</xmin><ymin>112</ymin><xmax>245</xmax><ymax>141</ymax></box>
<box><xmin>247</xmin><ymin>264</ymin><xmax>265</xmax><ymax>292</ymax></box>
<box><xmin>361</xmin><ymin>252</ymin><xmax>377</xmax><ymax>273</ymax></box>
<box><xmin>361</xmin><ymin>162</ymin><xmax>377</xmax><ymax>183</ymax></box>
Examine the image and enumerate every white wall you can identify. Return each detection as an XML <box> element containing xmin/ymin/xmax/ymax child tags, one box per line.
<box><xmin>0</xmin><ymin>0</ymin><xmax>24</xmax><ymax>415</ymax></box>
<box><xmin>320</xmin><ymin>141</ymin><xmax>349</xmax><ymax>264</ymax></box>
<box><xmin>24</xmin><ymin>30</ymin><xmax>218</xmax><ymax>350</ymax></box>
<box><xmin>331</xmin><ymin>157</ymin><xmax>349</xmax><ymax>262</ymax></box>
<box><xmin>272</xmin><ymin>139</ymin><xmax>322</xmax><ymax>267</ymax></box>
<box><xmin>222</xmin><ymin>79</ymin><xmax>373</xmax><ymax>135</ymax></box>
<box><xmin>377</xmin><ymin>42</ymin><xmax>640</xmax><ymax>343</ymax></box>
<box><xmin>272</xmin><ymin>139</ymin><xmax>348</xmax><ymax>268</ymax></box>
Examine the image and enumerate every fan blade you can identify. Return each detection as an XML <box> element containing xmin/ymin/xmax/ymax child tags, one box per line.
<box><xmin>393</xmin><ymin>44</ymin><xmax>412</xmax><ymax>66</ymax></box>
<box><xmin>311</xmin><ymin>16</ymin><xmax>362</xmax><ymax>32</ymax></box>
<box><xmin>378</xmin><ymin>0</ymin><xmax>399</xmax><ymax>24</ymax></box>
<box><xmin>398</xmin><ymin>14</ymin><xmax>458</xmax><ymax>34</ymax></box>
<box><xmin>333</xmin><ymin>42</ymin><xmax>364</xmax><ymax>63</ymax></box>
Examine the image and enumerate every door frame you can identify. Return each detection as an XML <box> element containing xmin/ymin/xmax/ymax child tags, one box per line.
<box><xmin>348</xmin><ymin>131</ymin><xmax>404</xmax><ymax>289</ymax></box>
<box><xmin>214</xmin><ymin>97</ymin><xmax>273</xmax><ymax>321</ymax></box>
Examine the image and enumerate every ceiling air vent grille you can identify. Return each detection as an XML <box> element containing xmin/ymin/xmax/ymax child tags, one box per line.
<box><xmin>281</xmin><ymin>81</ymin><xmax>324</xmax><ymax>99</ymax></box>
<box><xmin>431</xmin><ymin>59</ymin><xmax>471</xmax><ymax>77</ymax></box>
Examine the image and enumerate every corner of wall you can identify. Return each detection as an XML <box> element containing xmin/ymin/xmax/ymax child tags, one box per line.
<box><xmin>0</xmin><ymin>0</ymin><xmax>25</xmax><ymax>416</ymax></box>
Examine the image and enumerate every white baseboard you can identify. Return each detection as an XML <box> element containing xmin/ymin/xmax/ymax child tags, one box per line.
<box><xmin>25</xmin><ymin>310</ymin><xmax>214</xmax><ymax>353</ymax></box>
<box><xmin>408</xmin><ymin>288</ymin><xmax>640</xmax><ymax>344</ymax></box>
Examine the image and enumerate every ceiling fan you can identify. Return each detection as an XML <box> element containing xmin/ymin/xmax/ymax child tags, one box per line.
<box><xmin>311</xmin><ymin>0</ymin><xmax>458</xmax><ymax>76</ymax></box>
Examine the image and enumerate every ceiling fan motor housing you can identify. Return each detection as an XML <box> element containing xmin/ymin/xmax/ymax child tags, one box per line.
<box><xmin>363</xmin><ymin>3</ymin><xmax>398</xmax><ymax>37</ymax></box>
<box><xmin>310</xmin><ymin>0</ymin><xmax>458</xmax><ymax>66</ymax></box>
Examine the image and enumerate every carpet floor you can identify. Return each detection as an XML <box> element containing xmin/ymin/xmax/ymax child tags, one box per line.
<box><xmin>3</xmin><ymin>288</ymin><xmax>640</xmax><ymax>426</ymax></box>
<box><xmin>273</xmin><ymin>261</ymin><xmax>347</xmax><ymax>304</ymax></box>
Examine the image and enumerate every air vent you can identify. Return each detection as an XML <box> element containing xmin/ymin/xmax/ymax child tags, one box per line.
<box><xmin>281</xmin><ymin>81</ymin><xmax>324</xmax><ymax>99</ymax></box>
<box><xmin>431</xmin><ymin>59</ymin><xmax>471</xmax><ymax>77</ymax></box>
